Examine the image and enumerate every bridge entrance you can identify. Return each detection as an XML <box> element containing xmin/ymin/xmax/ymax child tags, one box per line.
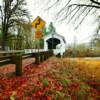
<box><xmin>43</xmin><ymin>33</ymin><xmax>66</xmax><ymax>56</ymax></box>
<box><xmin>46</xmin><ymin>38</ymin><xmax>60</xmax><ymax>49</ymax></box>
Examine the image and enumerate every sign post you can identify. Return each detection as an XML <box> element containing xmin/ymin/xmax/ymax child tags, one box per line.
<box><xmin>32</xmin><ymin>16</ymin><xmax>45</xmax><ymax>63</ymax></box>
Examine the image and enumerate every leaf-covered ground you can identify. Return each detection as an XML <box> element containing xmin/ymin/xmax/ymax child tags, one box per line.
<box><xmin>0</xmin><ymin>57</ymin><xmax>100</xmax><ymax>100</ymax></box>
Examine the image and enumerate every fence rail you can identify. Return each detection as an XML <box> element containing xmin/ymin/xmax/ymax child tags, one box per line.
<box><xmin>0</xmin><ymin>50</ymin><xmax>53</xmax><ymax>76</ymax></box>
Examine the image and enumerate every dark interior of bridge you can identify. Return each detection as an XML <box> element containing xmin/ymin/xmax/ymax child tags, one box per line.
<box><xmin>46</xmin><ymin>38</ymin><xmax>60</xmax><ymax>49</ymax></box>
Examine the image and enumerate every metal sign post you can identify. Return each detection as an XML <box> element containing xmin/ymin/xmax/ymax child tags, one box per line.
<box><xmin>37</xmin><ymin>39</ymin><xmax>40</xmax><ymax>63</ymax></box>
<box><xmin>52</xmin><ymin>33</ymin><xmax>54</xmax><ymax>50</ymax></box>
<box><xmin>32</xmin><ymin>16</ymin><xmax>46</xmax><ymax>64</ymax></box>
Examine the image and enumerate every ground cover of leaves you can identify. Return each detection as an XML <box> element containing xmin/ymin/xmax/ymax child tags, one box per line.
<box><xmin>0</xmin><ymin>57</ymin><xmax>100</xmax><ymax>100</ymax></box>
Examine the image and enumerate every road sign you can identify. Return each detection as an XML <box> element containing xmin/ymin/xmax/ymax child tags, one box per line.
<box><xmin>35</xmin><ymin>31</ymin><xmax>42</xmax><ymax>39</ymax></box>
<box><xmin>32</xmin><ymin>16</ymin><xmax>45</xmax><ymax>30</ymax></box>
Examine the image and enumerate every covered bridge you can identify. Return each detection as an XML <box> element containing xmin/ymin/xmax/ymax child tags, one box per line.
<box><xmin>43</xmin><ymin>32</ymin><xmax>66</xmax><ymax>56</ymax></box>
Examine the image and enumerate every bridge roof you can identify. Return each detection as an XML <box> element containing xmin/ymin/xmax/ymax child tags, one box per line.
<box><xmin>43</xmin><ymin>32</ymin><xmax>66</xmax><ymax>43</ymax></box>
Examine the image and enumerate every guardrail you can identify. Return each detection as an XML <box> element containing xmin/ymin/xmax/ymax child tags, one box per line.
<box><xmin>0</xmin><ymin>50</ymin><xmax>53</xmax><ymax>76</ymax></box>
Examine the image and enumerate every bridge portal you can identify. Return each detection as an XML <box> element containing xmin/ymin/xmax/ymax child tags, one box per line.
<box><xmin>46</xmin><ymin>38</ymin><xmax>60</xmax><ymax>49</ymax></box>
<box><xmin>43</xmin><ymin>32</ymin><xmax>66</xmax><ymax>56</ymax></box>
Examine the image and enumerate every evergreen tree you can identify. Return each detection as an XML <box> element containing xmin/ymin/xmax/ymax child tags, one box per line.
<box><xmin>48</xmin><ymin>22</ymin><xmax>56</xmax><ymax>33</ymax></box>
<box><xmin>42</xmin><ymin>26</ymin><xmax>48</xmax><ymax>36</ymax></box>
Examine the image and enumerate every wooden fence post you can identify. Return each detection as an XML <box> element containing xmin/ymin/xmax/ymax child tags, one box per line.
<box><xmin>39</xmin><ymin>52</ymin><xmax>43</xmax><ymax>62</ymax></box>
<box><xmin>12</xmin><ymin>54</ymin><xmax>22</xmax><ymax>76</ymax></box>
<box><xmin>41</xmin><ymin>55</ymin><xmax>44</xmax><ymax>62</ymax></box>
<box><xmin>35</xmin><ymin>53</ymin><xmax>40</xmax><ymax>64</ymax></box>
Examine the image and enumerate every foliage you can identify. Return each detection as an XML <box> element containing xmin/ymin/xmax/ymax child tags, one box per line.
<box><xmin>48</xmin><ymin>22</ymin><xmax>56</xmax><ymax>33</ymax></box>
<box><xmin>76</xmin><ymin>43</ymin><xmax>88</xmax><ymax>51</ymax></box>
<box><xmin>56</xmin><ymin>91</ymin><xmax>65</xmax><ymax>99</ymax></box>
<box><xmin>91</xmin><ymin>33</ymin><xmax>100</xmax><ymax>47</ymax></box>
<box><xmin>42</xmin><ymin>26</ymin><xmax>49</xmax><ymax>36</ymax></box>
<box><xmin>6</xmin><ymin>21</ymin><xmax>34</xmax><ymax>50</ymax></box>
<box><xmin>42</xmin><ymin>78</ymin><xmax>49</xmax><ymax>87</ymax></box>
<box><xmin>39</xmin><ymin>39</ymin><xmax>44</xmax><ymax>49</ymax></box>
<box><xmin>42</xmin><ymin>22</ymin><xmax>56</xmax><ymax>36</ymax></box>
<box><xmin>65</xmin><ymin>42</ymin><xmax>100</xmax><ymax>57</ymax></box>
<box><xmin>0</xmin><ymin>0</ymin><xmax>30</xmax><ymax>50</ymax></box>
<box><xmin>16</xmin><ymin>21</ymin><xmax>34</xmax><ymax>49</ymax></box>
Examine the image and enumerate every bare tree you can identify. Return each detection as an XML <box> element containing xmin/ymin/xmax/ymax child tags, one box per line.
<box><xmin>45</xmin><ymin>0</ymin><xmax>100</xmax><ymax>28</ymax></box>
<box><xmin>0</xmin><ymin>0</ymin><xmax>30</xmax><ymax>50</ymax></box>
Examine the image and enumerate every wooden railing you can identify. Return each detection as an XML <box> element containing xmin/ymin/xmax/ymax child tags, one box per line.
<box><xmin>0</xmin><ymin>50</ymin><xmax>53</xmax><ymax>76</ymax></box>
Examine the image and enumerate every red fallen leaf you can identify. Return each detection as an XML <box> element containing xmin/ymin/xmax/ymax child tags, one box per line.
<box><xmin>38</xmin><ymin>92</ymin><xmax>44</xmax><ymax>97</ymax></box>
<box><xmin>2</xmin><ymin>91</ymin><xmax>11</xmax><ymax>99</ymax></box>
<box><xmin>90</xmin><ymin>81</ymin><xmax>97</xmax><ymax>85</ymax></box>
<box><xmin>89</xmin><ymin>93</ymin><xmax>97</xmax><ymax>98</ymax></box>
<box><xmin>21</xmin><ymin>83</ymin><xmax>27</xmax><ymax>88</ymax></box>
<box><xmin>43</xmin><ymin>87</ymin><xmax>49</xmax><ymax>92</ymax></box>
<box><xmin>56</xmin><ymin>84</ymin><xmax>63</xmax><ymax>91</ymax></box>
<box><xmin>46</xmin><ymin>96</ymin><xmax>52</xmax><ymax>100</ymax></box>
<box><xmin>89</xmin><ymin>88</ymin><xmax>100</xmax><ymax>95</ymax></box>
<box><xmin>32</xmin><ymin>93</ymin><xmax>37</xmax><ymax>98</ymax></box>
<box><xmin>38</xmin><ymin>65</ymin><xmax>42</xmax><ymax>67</ymax></box>
<box><xmin>25</xmin><ymin>96</ymin><xmax>32</xmax><ymax>100</ymax></box>
<box><xmin>36</xmin><ymin>81</ymin><xmax>42</xmax><ymax>86</ymax></box>
<box><xmin>71</xmin><ymin>95</ymin><xmax>77</xmax><ymax>100</ymax></box>
<box><xmin>68</xmin><ymin>82</ymin><xmax>80</xmax><ymax>91</ymax></box>
<box><xmin>0</xmin><ymin>97</ymin><xmax>2</xmax><ymax>100</ymax></box>
<box><xmin>16</xmin><ymin>90</ymin><xmax>23</xmax><ymax>98</ymax></box>
<box><xmin>32</xmin><ymin>93</ymin><xmax>36</xmax><ymax>97</ymax></box>
<box><xmin>35</xmin><ymin>91</ymin><xmax>43</xmax><ymax>97</ymax></box>
<box><xmin>48</xmin><ymin>78</ymin><xmax>55</xmax><ymax>84</ymax></box>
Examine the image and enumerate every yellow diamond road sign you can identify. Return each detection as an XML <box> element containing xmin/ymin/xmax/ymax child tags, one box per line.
<box><xmin>32</xmin><ymin>16</ymin><xmax>45</xmax><ymax>30</ymax></box>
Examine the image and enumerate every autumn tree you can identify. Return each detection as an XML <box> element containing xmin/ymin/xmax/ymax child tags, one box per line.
<box><xmin>0</xmin><ymin>0</ymin><xmax>30</xmax><ymax>50</ymax></box>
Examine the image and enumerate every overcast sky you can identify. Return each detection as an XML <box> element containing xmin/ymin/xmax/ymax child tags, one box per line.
<box><xmin>26</xmin><ymin>0</ymin><xmax>98</xmax><ymax>44</ymax></box>
<box><xmin>0</xmin><ymin>0</ymin><xmax>98</xmax><ymax>44</ymax></box>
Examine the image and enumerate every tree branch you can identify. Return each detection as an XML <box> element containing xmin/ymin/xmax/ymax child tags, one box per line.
<box><xmin>57</xmin><ymin>0</ymin><xmax>72</xmax><ymax>17</ymax></box>
<box><xmin>90</xmin><ymin>0</ymin><xmax>100</xmax><ymax>5</ymax></box>
<box><xmin>76</xmin><ymin>8</ymin><xmax>93</xmax><ymax>29</ymax></box>
<box><xmin>69</xmin><ymin>4</ymin><xmax>100</xmax><ymax>9</ymax></box>
<box><xmin>45</xmin><ymin>0</ymin><xmax>60</xmax><ymax>11</ymax></box>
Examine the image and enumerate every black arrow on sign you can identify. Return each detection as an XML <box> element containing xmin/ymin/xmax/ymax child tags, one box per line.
<box><xmin>35</xmin><ymin>18</ymin><xmax>41</xmax><ymax>28</ymax></box>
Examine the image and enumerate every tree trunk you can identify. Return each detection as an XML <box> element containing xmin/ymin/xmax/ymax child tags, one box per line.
<box><xmin>1</xmin><ymin>33</ymin><xmax>7</xmax><ymax>50</ymax></box>
<box><xmin>1</xmin><ymin>25</ymin><xmax>8</xmax><ymax>50</ymax></box>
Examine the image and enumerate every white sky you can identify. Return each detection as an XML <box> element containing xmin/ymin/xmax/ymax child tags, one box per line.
<box><xmin>26</xmin><ymin>0</ymin><xmax>98</xmax><ymax>44</ymax></box>
<box><xmin>0</xmin><ymin>0</ymin><xmax>98</xmax><ymax>44</ymax></box>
